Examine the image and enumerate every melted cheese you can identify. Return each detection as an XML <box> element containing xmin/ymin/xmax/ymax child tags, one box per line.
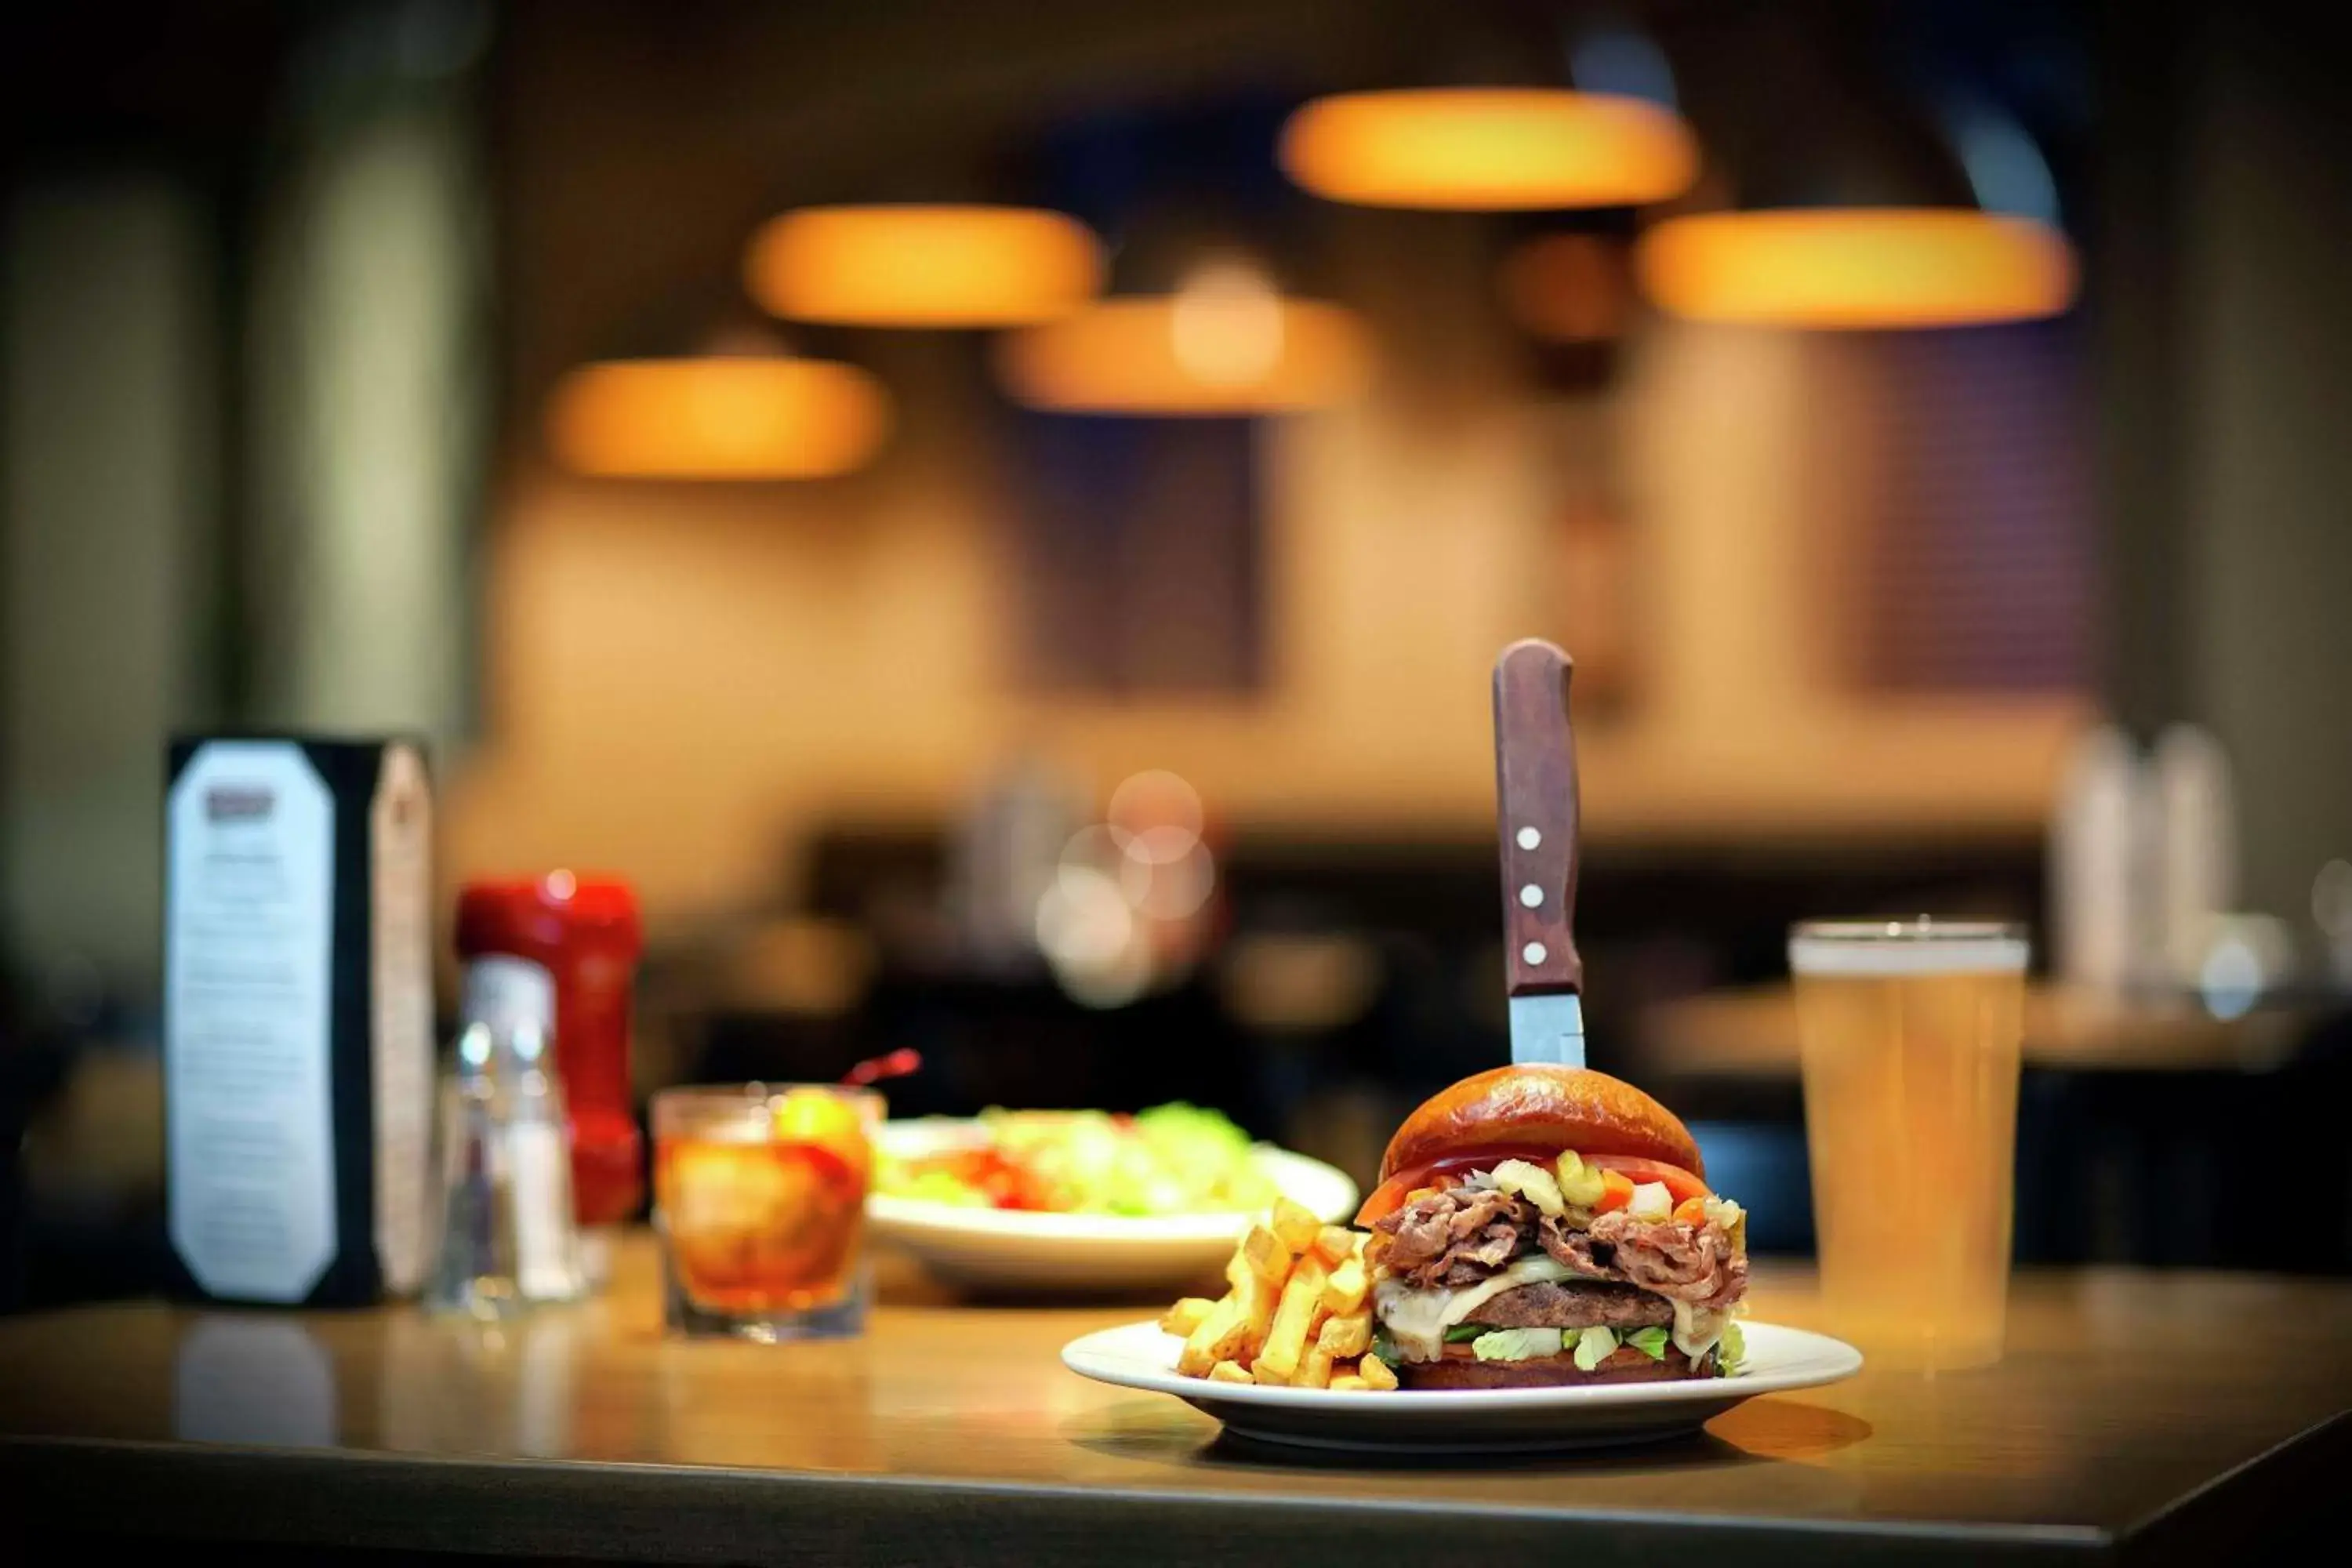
<box><xmin>1671</xmin><ymin>1299</ymin><xmax>1730</xmax><ymax>1366</ymax></box>
<box><xmin>1373</xmin><ymin>1255</ymin><xmax>1578</xmax><ymax>1361</ymax></box>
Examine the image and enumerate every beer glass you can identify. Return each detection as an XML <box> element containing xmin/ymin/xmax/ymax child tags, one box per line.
<box><xmin>1789</xmin><ymin>920</ymin><xmax>2028</xmax><ymax>1370</ymax></box>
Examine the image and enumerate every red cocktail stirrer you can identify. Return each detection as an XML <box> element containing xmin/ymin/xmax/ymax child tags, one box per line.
<box><xmin>842</xmin><ymin>1047</ymin><xmax>922</xmax><ymax>1088</ymax></box>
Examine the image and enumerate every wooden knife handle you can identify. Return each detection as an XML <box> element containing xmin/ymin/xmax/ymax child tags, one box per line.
<box><xmin>1493</xmin><ymin>639</ymin><xmax>1583</xmax><ymax>997</ymax></box>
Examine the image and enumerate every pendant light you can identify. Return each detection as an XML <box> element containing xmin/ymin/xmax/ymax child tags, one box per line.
<box><xmin>1276</xmin><ymin>9</ymin><xmax>1698</xmax><ymax>212</ymax></box>
<box><xmin>1636</xmin><ymin>208</ymin><xmax>2074</xmax><ymax>329</ymax></box>
<box><xmin>1280</xmin><ymin>88</ymin><xmax>1696</xmax><ymax>211</ymax></box>
<box><xmin>545</xmin><ymin>307</ymin><xmax>890</xmax><ymax>481</ymax></box>
<box><xmin>1632</xmin><ymin>26</ymin><xmax>2078</xmax><ymax>329</ymax></box>
<box><xmin>993</xmin><ymin>101</ymin><xmax>1373</xmax><ymax>416</ymax></box>
<box><xmin>744</xmin><ymin>204</ymin><xmax>1104</xmax><ymax>328</ymax></box>
<box><xmin>995</xmin><ymin>252</ymin><xmax>1371</xmax><ymax>416</ymax></box>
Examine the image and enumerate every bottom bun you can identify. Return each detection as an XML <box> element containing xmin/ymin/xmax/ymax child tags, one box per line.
<box><xmin>1394</xmin><ymin>1343</ymin><xmax>1717</xmax><ymax>1390</ymax></box>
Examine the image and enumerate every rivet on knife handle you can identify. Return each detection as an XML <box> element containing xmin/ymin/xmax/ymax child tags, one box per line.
<box><xmin>1493</xmin><ymin>639</ymin><xmax>1582</xmax><ymax>998</ymax></box>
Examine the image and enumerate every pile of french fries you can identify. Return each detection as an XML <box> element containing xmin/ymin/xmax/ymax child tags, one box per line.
<box><xmin>1160</xmin><ymin>1196</ymin><xmax>1397</xmax><ymax>1392</ymax></box>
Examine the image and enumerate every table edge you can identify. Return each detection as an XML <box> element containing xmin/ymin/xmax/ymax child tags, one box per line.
<box><xmin>2119</xmin><ymin>1406</ymin><xmax>2352</xmax><ymax>1561</ymax></box>
<box><xmin>1</xmin><ymin>1433</ymin><xmax>2114</xmax><ymax>1566</ymax></box>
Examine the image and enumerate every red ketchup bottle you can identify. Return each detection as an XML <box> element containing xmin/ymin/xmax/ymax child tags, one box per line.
<box><xmin>455</xmin><ymin>873</ymin><xmax>643</xmax><ymax>1289</ymax></box>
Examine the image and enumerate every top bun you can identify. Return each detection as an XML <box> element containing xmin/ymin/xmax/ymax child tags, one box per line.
<box><xmin>1380</xmin><ymin>1065</ymin><xmax>1704</xmax><ymax>1182</ymax></box>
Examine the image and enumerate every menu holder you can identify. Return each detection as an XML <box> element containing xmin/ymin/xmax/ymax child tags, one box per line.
<box><xmin>163</xmin><ymin>735</ymin><xmax>435</xmax><ymax>1306</ymax></box>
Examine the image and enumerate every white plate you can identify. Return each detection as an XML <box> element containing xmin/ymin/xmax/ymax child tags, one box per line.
<box><xmin>1060</xmin><ymin>1319</ymin><xmax>1863</xmax><ymax>1453</ymax></box>
<box><xmin>868</xmin><ymin>1118</ymin><xmax>1358</xmax><ymax>1294</ymax></box>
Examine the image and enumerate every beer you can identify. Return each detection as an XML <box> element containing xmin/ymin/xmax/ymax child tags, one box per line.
<box><xmin>1790</xmin><ymin>921</ymin><xmax>2027</xmax><ymax>1370</ymax></box>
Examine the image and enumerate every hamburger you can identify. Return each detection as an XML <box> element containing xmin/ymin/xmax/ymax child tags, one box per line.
<box><xmin>1358</xmin><ymin>1065</ymin><xmax>1748</xmax><ymax>1388</ymax></box>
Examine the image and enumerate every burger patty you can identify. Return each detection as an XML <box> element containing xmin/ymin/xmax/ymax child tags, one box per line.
<box><xmin>1399</xmin><ymin>1342</ymin><xmax>1716</xmax><ymax>1390</ymax></box>
<box><xmin>1465</xmin><ymin>1279</ymin><xmax>1676</xmax><ymax>1330</ymax></box>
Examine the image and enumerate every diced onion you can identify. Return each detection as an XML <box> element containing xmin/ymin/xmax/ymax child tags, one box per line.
<box><xmin>1491</xmin><ymin>1159</ymin><xmax>1566</xmax><ymax>1218</ymax></box>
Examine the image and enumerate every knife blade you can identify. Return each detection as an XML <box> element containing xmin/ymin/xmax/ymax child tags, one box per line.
<box><xmin>1491</xmin><ymin>639</ymin><xmax>1585</xmax><ymax>1069</ymax></box>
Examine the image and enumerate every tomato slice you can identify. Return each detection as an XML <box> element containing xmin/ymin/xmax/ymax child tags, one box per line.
<box><xmin>1355</xmin><ymin>1148</ymin><xmax>1710</xmax><ymax>1225</ymax></box>
<box><xmin>1352</xmin><ymin>1147</ymin><xmax>1560</xmax><ymax>1225</ymax></box>
<box><xmin>1584</xmin><ymin>1154</ymin><xmax>1710</xmax><ymax>1205</ymax></box>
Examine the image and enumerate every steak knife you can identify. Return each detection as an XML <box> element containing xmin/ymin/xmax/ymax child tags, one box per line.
<box><xmin>1492</xmin><ymin>638</ymin><xmax>1584</xmax><ymax>1069</ymax></box>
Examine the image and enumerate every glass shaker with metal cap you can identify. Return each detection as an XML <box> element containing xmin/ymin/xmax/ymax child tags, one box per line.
<box><xmin>456</xmin><ymin>873</ymin><xmax>643</xmax><ymax>1290</ymax></box>
<box><xmin>426</xmin><ymin>955</ymin><xmax>586</xmax><ymax>1317</ymax></box>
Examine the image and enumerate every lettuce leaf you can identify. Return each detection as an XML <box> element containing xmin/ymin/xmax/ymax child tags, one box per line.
<box><xmin>1471</xmin><ymin>1327</ymin><xmax>1565</xmax><ymax>1362</ymax></box>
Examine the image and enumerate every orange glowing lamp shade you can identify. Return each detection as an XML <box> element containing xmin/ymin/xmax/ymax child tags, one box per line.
<box><xmin>995</xmin><ymin>274</ymin><xmax>1373</xmax><ymax>416</ymax></box>
<box><xmin>1635</xmin><ymin>209</ymin><xmax>2078</xmax><ymax>329</ymax></box>
<box><xmin>545</xmin><ymin>357</ymin><xmax>891</xmax><ymax>480</ymax></box>
<box><xmin>1279</xmin><ymin>89</ymin><xmax>1698</xmax><ymax>211</ymax></box>
<box><xmin>745</xmin><ymin>205</ymin><xmax>1105</xmax><ymax>327</ymax></box>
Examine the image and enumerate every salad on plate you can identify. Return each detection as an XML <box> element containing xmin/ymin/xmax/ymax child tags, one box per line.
<box><xmin>876</xmin><ymin>1103</ymin><xmax>1279</xmax><ymax>1218</ymax></box>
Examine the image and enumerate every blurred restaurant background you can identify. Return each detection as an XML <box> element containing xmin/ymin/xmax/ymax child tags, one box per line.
<box><xmin>5</xmin><ymin>0</ymin><xmax>2351</xmax><ymax>1309</ymax></box>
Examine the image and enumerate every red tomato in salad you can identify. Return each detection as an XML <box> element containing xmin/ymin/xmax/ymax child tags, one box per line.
<box><xmin>926</xmin><ymin>1147</ymin><xmax>1055</xmax><ymax>1210</ymax></box>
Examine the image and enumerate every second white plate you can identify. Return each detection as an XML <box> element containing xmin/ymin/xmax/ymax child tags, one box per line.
<box><xmin>1061</xmin><ymin>1319</ymin><xmax>1863</xmax><ymax>1452</ymax></box>
<box><xmin>869</xmin><ymin>1119</ymin><xmax>1358</xmax><ymax>1294</ymax></box>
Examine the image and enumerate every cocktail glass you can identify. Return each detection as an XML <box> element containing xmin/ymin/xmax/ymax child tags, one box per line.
<box><xmin>652</xmin><ymin>1083</ymin><xmax>880</xmax><ymax>1341</ymax></box>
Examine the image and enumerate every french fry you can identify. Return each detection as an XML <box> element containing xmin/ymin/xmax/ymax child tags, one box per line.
<box><xmin>1160</xmin><ymin>1297</ymin><xmax>1218</xmax><ymax>1338</ymax></box>
<box><xmin>1175</xmin><ymin>1219</ymin><xmax>1366</xmax><ymax>1381</ymax></box>
<box><xmin>1254</xmin><ymin>1254</ymin><xmax>1330</xmax><ymax>1382</ymax></box>
<box><xmin>1329</xmin><ymin>1373</ymin><xmax>1370</xmax><ymax>1392</ymax></box>
<box><xmin>1232</xmin><ymin>1260</ymin><xmax>1281</xmax><ymax>1362</ymax></box>
<box><xmin>1240</xmin><ymin>1224</ymin><xmax>1294</xmax><ymax>1285</ymax></box>
<box><xmin>1312</xmin><ymin>1225</ymin><xmax>1358</xmax><ymax>1265</ymax></box>
<box><xmin>1320</xmin><ymin>1254</ymin><xmax>1368</xmax><ymax>1315</ymax></box>
<box><xmin>1270</xmin><ymin>1196</ymin><xmax>1323</xmax><ymax>1254</ymax></box>
<box><xmin>1356</xmin><ymin>1353</ymin><xmax>1399</xmax><ymax>1392</ymax></box>
<box><xmin>1178</xmin><ymin>1295</ymin><xmax>1250</xmax><ymax>1376</ymax></box>
<box><xmin>1317</xmin><ymin>1311</ymin><xmax>1372</xmax><ymax>1359</ymax></box>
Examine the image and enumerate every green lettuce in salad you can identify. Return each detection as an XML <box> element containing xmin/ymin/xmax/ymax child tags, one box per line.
<box><xmin>975</xmin><ymin>1103</ymin><xmax>1277</xmax><ymax>1215</ymax></box>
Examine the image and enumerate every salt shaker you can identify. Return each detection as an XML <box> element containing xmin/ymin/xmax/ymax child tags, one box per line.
<box><xmin>455</xmin><ymin>874</ymin><xmax>643</xmax><ymax>1292</ymax></box>
<box><xmin>426</xmin><ymin>960</ymin><xmax>585</xmax><ymax>1317</ymax></box>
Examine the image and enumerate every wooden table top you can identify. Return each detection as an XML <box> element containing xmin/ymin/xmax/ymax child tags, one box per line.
<box><xmin>3</xmin><ymin>1233</ymin><xmax>2348</xmax><ymax>1566</ymax></box>
<box><xmin>1639</xmin><ymin>982</ymin><xmax>2316</xmax><ymax>1079</ymax></box>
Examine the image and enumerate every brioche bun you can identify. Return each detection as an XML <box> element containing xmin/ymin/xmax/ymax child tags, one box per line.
<box><xmin>1396</xmin><ymin>1342</ymin><xmax>1717</xmax><ymax>1389</ymax></box>
<box><xmin>1379</xmin><ymin>1065</ymin><xmax>1704</xmax><ymax>1182</ymax></box>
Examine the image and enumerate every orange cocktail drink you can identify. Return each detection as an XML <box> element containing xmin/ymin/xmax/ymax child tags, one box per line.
<box><xmin>652</xmin><ymin>1084</ymin><xmax>880</xmax><ymax>1339</ymax></box>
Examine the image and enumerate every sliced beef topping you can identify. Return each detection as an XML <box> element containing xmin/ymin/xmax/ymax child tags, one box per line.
<box><xmin>1539</xmin><ymin>1210</ymin><xmax>1748</xmax><ymax>1310</ymax></box>
<box><xmin>1373</xmin><ymin>1181</ymin><xmax>1750</xmax><ymax>1308</ymax></box>
<box><xmin>1464</xmin><ymin>1279</ymin><xmax>1676</xmax><ymax>1330</ymax></box>
<box><xmin>1371</xmin><ymin>1185</ymin><xmax>1535</xmax><ymax>1288</ymax></box>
